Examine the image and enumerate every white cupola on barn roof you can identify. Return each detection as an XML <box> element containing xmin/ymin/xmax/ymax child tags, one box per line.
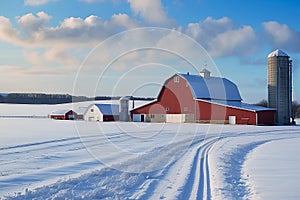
<box><xmin>199</xmin><ymin>68</ymin><xmax>211</xmax><ymax>79</ymax></box>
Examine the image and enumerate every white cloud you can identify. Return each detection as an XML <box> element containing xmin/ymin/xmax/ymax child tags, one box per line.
<box><xmin>184</xmin><ymin>17</ymin><xmax>258</xmax><ymax>57</ymax></box>
<box><xmin>17</xmin><ymin>12</ymin><xmax>51</xmax><ymax>34</ymax></box>
<box><xmin>0</xmin><ymin>12</ymin><xmax>139</xmax><ymax>48</ymax></box>
<box><xmin>0</xmin><ymin>16</ymin><xmax>21</xmax><ymax>44</ymax></box>
<box><xmin>208</xmin><ymin>25</ymin><xmax>257</xmax><ymax>57</ymax></box>
<box><xmin>24</xmin><ymin>48</ymin><xmax>80</xmax><ymax>66</ymax></box>
<box><xmin>128</xmin><ymin>0</ymin><xmax>174</xmax><ymax>26</ymax></box>
<box><xmin>0</xmin><ymin>12</ymin><xmax>142</xmax><ymax>76</ymax></box>
<box><xmin>184</xmin><ymin>17</ymin><xmax>233</xmax><ymax>49</ymax></box>
<box><xmin>263</xmin><ymin>21</ymin><xmax>300</xmax><ymax>52</ymax></box>
<box><xmin>24</xmin><ymin>0</ymin><xmax>57</xmax><ymax>6</ymax></box>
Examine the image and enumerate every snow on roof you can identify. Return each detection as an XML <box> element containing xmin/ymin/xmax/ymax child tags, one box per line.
<box><xmin>205</xmin><ymin>99</ymin><xmax>276</xmax><ymax>112</ymax></box>
<box><xmin>95</xmin><ymin>104</ymin><xmax>119</xmax><ymax>115</ymax></box>
<box><xmin>50</xmin><ymin>109</ymin><xmax>74</xmax><ymax>116</ymax></box>
<box><xmin>268</xmin><ymin>49</ymin><xmax>288</xmax><ymax>58</ymax></box>
<box><xmin>179</xmin><ymin>73</ymin><xmax>242</xmax><ymax>101</ymax></box>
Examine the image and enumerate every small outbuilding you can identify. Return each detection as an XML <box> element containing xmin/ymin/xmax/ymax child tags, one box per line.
<box><xmin>84</xmin><ymin>104</ymin><xmax>119</xmax><ymax>122</ymax></box>
<box><xmin>50</xmin><ymin>109</ymin><xmax>78</xmax><ymax>120</ymax></box>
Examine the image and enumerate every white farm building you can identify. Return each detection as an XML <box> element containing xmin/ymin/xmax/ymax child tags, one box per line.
<box><xmin>84</xmin><ymin>104</ymin><xmax>119</xmax><ymax>122</ymax></box>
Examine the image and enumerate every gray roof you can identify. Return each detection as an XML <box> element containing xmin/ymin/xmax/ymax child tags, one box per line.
<box><xmin>95</xmin><ymin>104</ymin><xmax>119</xmax><ymax>115</ymax></box>
<box><xmin>178</xmin><ymin>73</ymin><xmax>242</xmax><ymax>101</ymax></box>
<box><xmin>206</xmin><ymin>99</ymin><xmax>276</xmax><ymax>112</ymax></box>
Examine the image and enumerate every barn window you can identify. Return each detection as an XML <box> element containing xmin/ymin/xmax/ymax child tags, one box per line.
<box><xmin>161</xmin><ymin>114</ymin><xmax>165</xmax><ymax>118</ymax></box>
<box><xmin>174</xmin><ymin>76</ymin><xmax>179</xmax><ymax>83</ymax></box>
<box><xmin>184</xmin><ymin>107</ymin><xmax>188</xmax><ymax>112</ymax></box>
<box><xmin>150</xmin><ymin>114</ymin><xmax>155</xmax><ymax>119</ymax></box>
<box><xmin>166</xmin><ymin>107</ymin><xmax>169</xmax><ymax>112</ymax></box>
<box><xmin>91</xmin><ymin>109</ymin><xmax>94</xmax><ymax>112</ymax></box>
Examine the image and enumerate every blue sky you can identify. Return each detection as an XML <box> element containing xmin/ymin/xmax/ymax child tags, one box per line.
<box><xmin>0</xmin><ymin>0</ymin><xmax>299</xmax><ymax>103</ymax></box>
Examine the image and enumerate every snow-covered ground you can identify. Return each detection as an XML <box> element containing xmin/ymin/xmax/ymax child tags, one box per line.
<box><xmin>244</xmin><ymin>138</ymin><xmax>300</xmax><ymax>199</ymax></box>
<box><xmin>0</xmin><ymin>103</ymin><xmax>300</xmax><ymax>199</ymax></box>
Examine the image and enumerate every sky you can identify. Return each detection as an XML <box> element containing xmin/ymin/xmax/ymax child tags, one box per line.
<box><xmin>0</xmin><ymin>0</ymin><xmax>299</xmax><ymax>103</ymax></box>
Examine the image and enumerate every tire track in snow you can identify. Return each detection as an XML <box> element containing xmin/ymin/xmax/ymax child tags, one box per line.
<box><xmin>181</xmin><ymin>137</ymin><xmax>219</xmax><ymax>200</ymax></box>
<box><xmin>187</xmin><ymin>131</ymin><xmax>300</xmax><ymax>200</ymax></box>
<box><xmin>130</xmin><ymin>135</ymin><xmax>207</xmax><ymax>199</ymax></box>
<box><xmin>0</xmin><ymin>137</ymin><xmax>80</xmax><ymax>152</ymax></box>
<box><xmin>0</xmin><ymin>132</ymin><xmax>137</xmax><ymax>197</ymax></box>
<box><xmin>205</xmin><ymin>145</ymin><xmax>212</xmax><ymax>200</ymax></box>
<box><xmin>0</xmin><ymin>132</ymin><xmax>128</xmax><ymax>156</ymax></box>
<box><xmin>146</xmin><ymin>136</ymin><xmax>221</xmax><ymax>200</ymax></box>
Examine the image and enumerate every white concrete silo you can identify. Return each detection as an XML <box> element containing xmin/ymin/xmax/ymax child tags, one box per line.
<box><xmin>268</xmin><ymin>49</ymin><xmax>292</xmax><ymax>124</ymax></box>
<box><xmin>119</xmin><ymin>96</ymin><xmax>129</xmax><ymax>122</ymax></box>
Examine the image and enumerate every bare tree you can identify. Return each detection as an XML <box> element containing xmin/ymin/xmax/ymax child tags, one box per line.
<box><xmin>291</xmin><ymin>101</ymin><xmax>300</xmax><ymax>124</ymax></box>
<box><xmin>255</xmin><ymin>99</ymin><xmax>268</xmax><ymax>107</ymax></box>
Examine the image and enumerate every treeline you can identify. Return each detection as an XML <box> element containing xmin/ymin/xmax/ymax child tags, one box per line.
<box><xmin>0</xmin><ymin>93</ymin><xmax>93</xmax><ymax>104</ymax></box>
<box><xmin>0</xmin><ymin>93</ymin><xmax>155</xmax><ymax>104</ymax></box>
<box><xmin>95</xmin><ymin>96</ymin><xmax>155</xmax><ymax>101</ymax></box>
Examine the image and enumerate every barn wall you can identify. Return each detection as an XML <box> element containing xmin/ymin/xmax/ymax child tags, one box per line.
<box><xmin>131</xmin><ymin>74</ymin><xmax>196</xmax><ymax>117</ymax></box>
<box><xmin>50</xmin><ymin>115</ymin><xmax>65</xmax><ymax>120</ymax></box>
<box><xmin>50</xmin><ymin>110</ymin><xmax>78</xmax><ymax>120</ymax></box>
<box><xmin>103</xmin><ymin>115</ymin><xmax>118</xmax><ymax>121</ymax></box>
<box><xmin>84</xmin><ymin>105</ymin><xmax>103</xmax><ymax>121</ymax></box>
<box><xmin>163</xmin><ymin>75</ymin><xmax>196</xmax><ymax>114</ymax></box>
<box><xmin>146</xmin><ymin>114</ymin><xmax>166</xmax><ymax>123</ymax></box>
<box><xmin>65</xmin><ymin>110</ymin><xmax>77</xmax><ymax>120</ymax></box>
<box><xmin>257</xmin><ymin>110</ymin><xmax>276</xmax><ymax>125</ymax></box>
<box><xmin>196</xmin><ymin>100</ymin><xmax>257</xmax><ymax>125</ymax></box>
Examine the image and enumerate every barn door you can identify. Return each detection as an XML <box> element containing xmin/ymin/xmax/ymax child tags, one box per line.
<box><xmin>141</xmin><ymin>115</ymin><xmax>145</xmax><ymax>122</ymax></box>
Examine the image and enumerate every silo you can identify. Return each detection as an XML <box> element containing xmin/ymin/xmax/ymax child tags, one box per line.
<box><xmin>119</xmin><ymin>96</ymin><xmax>129</xmax><ymax>122</ymax></box>
<box><xmin>268</xmin><ymin>49</ymin><xmax>292</xmax><ymax>124</ymax></box>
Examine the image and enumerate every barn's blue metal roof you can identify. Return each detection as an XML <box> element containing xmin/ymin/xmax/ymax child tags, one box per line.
<box><xmin>95</xmin><ymin>104</ymin><xmax>119</xmax><ymax>115</ymax></box>
<box><xmin>206</xmin><ymin>100</ymin><xmax>275</xmax><ymax>112</ymax></box>
<box><xmin>178</xmin><ymin>74</ymin><xmax>242</xmax><ymax>101</ymax></box>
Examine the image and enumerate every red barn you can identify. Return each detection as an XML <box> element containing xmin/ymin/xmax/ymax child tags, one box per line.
<box><xmin>131</xmin><ymin>70</ymin><xmax>276</xmax><ymax>125</ymax></box>
<box><xmin>50</xmin><ymin>109</ymin><xmax>78</xmax><ymax>120</ymax></box>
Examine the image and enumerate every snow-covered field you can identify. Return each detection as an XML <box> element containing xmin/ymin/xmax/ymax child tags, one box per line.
<box><xmin>0</xmin><ymin>103</ymin><xmax>300</xmax><ymax>199</ymax></box>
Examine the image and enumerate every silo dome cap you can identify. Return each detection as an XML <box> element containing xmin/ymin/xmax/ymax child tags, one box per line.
<box><xmin>120</xmin><ymin>96</ymin><xmax>130</xmax><ymax>100</ymax></box>
<box><xmin>268</xmin><ymin>49</ymin><xmax>288</xmax><ymax>58</ymax></box>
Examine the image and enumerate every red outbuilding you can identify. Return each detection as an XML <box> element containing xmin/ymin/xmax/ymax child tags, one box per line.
<box><xmin>50</xmin><ymin>109</ymin><xmax>78</xmax><ymax>120</ymax></box>
<box><xmin>131</xmin><ymin>70</ymin><xmax>276</xmax><ymax>125</ymax></box>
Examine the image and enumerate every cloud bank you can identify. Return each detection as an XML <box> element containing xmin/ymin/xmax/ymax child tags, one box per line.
<box><xmin>1</xmin><ymin>0</ymin><xmax>299</xmax><ymax>78</ymax></box>
<box><xmin>1</xmin><ymin>11</ymin><xmax>299</xmax><ymax>61</ymax></box>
